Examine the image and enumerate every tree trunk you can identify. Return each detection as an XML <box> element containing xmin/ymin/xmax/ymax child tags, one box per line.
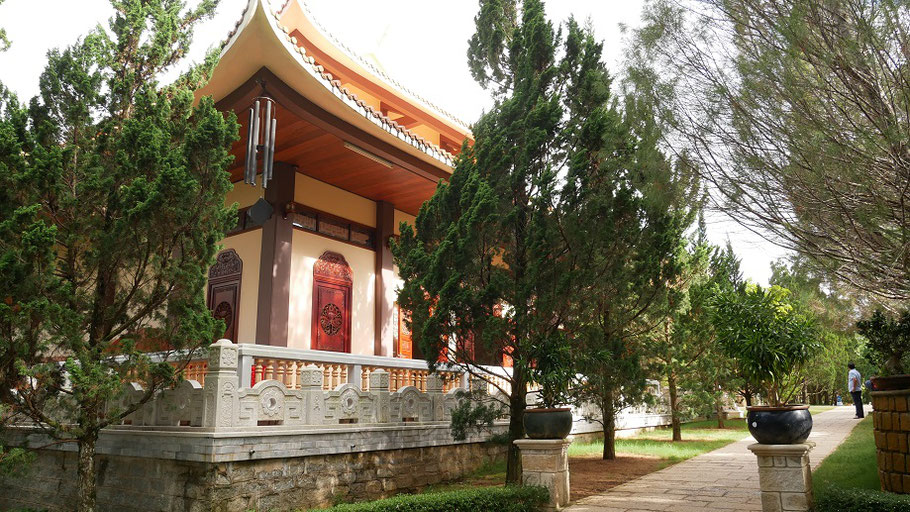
<box><xmin>77</xmin><ymin>434</ymin><xmax>98</xmax><ymax>512</ymax></box>
<box><xmin>668</xmin><ymin>371</ymin><xmax>681</xmax><ymax>441</ymax></box>
<box><xmin>715</xmin><ymin>393</ymin><xmax>725</xmax><ymax>429</ymax></box>
<box><xmin>602</xmin><ymin>387</ymin><xmax>617</xmax><ymax>460</ymax></box>
<box><xmin>506</xmin><ymin>378</ymin><xmax>527</xmax><ymax>484</ymax></box>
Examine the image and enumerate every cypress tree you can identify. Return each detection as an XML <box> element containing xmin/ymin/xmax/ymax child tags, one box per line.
<box><xmin>0</xmin><ymin>1</ymin><xmax>238</xmax><ymax>509</ymax></box>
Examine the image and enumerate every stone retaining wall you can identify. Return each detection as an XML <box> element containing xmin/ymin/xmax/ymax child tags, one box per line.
<box><xmin>0</xmin><ymin>440</ymin><xmax>505</xmax><ymax>511</ymax></box>
<box><xmin>0</xmin><ymin>424</ymin><xmax>507</xmax><ymax>511</ymax></box>
<box><xmin>872</xmin><ymin>389</ymin><xmax>910</xmax><ymax>493</ymax></box>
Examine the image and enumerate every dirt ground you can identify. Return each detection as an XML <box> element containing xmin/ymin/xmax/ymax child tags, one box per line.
<box><xmin>569</xmin><ymin>455</ymin><xmax>663</xmax><ymax>501</ymax></box>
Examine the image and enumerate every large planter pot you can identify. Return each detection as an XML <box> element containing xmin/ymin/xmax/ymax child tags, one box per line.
<box><xmin>746</xmin><ymin>405</ymin><xmax>812</xmax><ymax>444</ymax></box>
<box><xmin>523</xmin><ymin>408</ymin><xmax>573</xmax><ymax>439</ymax></box>
<box><xmin>872</xmin><ymin>387</ymin><xmax>910</xmax><ymax>492</ymax></box>
<box><xmin>871</xmin><ymin>375</ymin><xmax>910</xmax><ymax>391</ymax></box>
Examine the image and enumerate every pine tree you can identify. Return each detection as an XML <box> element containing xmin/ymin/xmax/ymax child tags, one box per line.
<box><xmin>0</xmin><ymin>1</ymin><xmax>238</xmax><ymax>510</ymax></box>
<box><xmin>394</xmin><ymin>0</ymin><xmax>570</xmax><ymax>483</ymax></box>
<box><xmin>560</xmin><ymin>77</ymin><xmax>699</xmax><ymax>459</ymax></box>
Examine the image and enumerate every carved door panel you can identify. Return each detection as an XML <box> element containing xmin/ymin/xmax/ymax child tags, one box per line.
<box><xmin>208</xmin><ymin>249</ymin><xmax>242</xmax><ymax>342</ymax></box>
<box><xmin>397</xmin><ymin>306</ymin><xmax>412</xmax><ymax>359</ymax></box>
<box><xmin>313</xmin><ymin>281</ymin><xmax>350</xmax><ymax>352</ymax></box>
<box><xmin>209</xmin><ymin>282</ymin><xmax>240</xmax><ymax>341</ymax></box>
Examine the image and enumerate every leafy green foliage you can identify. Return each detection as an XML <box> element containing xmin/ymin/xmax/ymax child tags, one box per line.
<box><xmin>449</xmin><ymin>390</ymin><xmax>507</xmax><ymax>441</ymax></box>
<box><xmin>0</xmin><ymin>1</ymin><xmax>238</xmax><ymax>509</ymax></box>
<box><xmin>0</xmin><ymin>0</ymin><xmax>8</xmax><ymax>53</ymax></box>
<box><xmin>856</xmin><ymin>309</ymin><xmax>910</xmax><ymax>376</ymax></box>
<box><xmin>710</xmin><ymin>285</ymin><xmax>820</xmax><ymax>406</ymax></box>
<box><xmin>816</xmin><ymin>488</ymin><xmax>910</xmax><ymax>512</ymax></box>
<box><xmin>309</xmin><ymin>485</ymin><xmax>549</xmax><ymax>512</ymax></box>
<box><xmin>770</xmin><ymin>255</ymin><xmax>869</xmax><ymax>403</ymax></box>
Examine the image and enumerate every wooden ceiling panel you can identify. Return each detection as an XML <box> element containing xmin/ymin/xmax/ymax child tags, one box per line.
<box><xmin>227</xmin><ymin>102</ymin><xmax>442</xmax><ymax>215</ymax></box>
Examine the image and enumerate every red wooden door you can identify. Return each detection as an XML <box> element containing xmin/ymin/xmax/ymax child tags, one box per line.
<box><xmin>398</xmin><ymin>306</ymin><xmax>412</xmax><ymax>359</ymax></box>
<box><xmin>312</xmin><ymin>281</ymin><xmax>350</xmax><ymax>352</ymax></box>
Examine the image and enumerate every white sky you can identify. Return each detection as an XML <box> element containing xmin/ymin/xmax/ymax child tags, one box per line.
<box><xmin>0</xmin><ymin>0</ymin><xmax>789</xmax><ymax>283</ymax></box>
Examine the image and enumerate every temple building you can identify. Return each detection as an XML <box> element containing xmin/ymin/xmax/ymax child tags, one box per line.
<box><xmin>199</xmin><ymin>0</ymin><xmax>471</xmax><ymax>359</ymax></box>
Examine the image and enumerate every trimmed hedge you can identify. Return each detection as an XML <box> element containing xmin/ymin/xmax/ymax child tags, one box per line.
<box><xmin>310</xmin><ymin>485</ymin><xmax>549</xmax><ymax>512</ymax></box>
<box><xmin>816</xmin><ymin>486</ymin><xmax>910</xmax><ymax>512</ymax></box>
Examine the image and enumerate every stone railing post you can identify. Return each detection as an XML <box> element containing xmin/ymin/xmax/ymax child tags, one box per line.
<box><xmin>369</xmin><ymin>369</ymin><xmax>391</xmax><ymax>423</ymax></box>
<box><xmin>299</xmin><ymin>364</ymin><xmax>325</xmax><ymax>425</ymax></box>
<box><xmin>513</xmin><ymin>439</ymin><xmax>571</xmax><ymax>511</ymax></box>
<box><xmin>747</xmin><ymin>442</ymin><xmax>815</xmax><ymax>512</ymax></box>
<box><xmin>427</xmin><ymin>373</ymin><xmax>445</xmax><ymax>421</ymax></box>
<box><xmin>203</xmin><ymin>339</ymin><xmax>239</xmax><ymax>428</ymax></box>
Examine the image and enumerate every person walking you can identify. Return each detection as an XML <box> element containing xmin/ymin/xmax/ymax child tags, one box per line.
<box><xmin>848</xmin><ymin>362</ymin><xmax>864</xmax><ymax>419</ymax></box>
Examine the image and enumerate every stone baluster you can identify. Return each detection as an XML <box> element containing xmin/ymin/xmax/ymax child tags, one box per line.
<box><xmin>369</xmin><ymin>369</ymin><xmax>390</xmax><ymax>423</ymax></box>
<box><xmin>287</xmin><ymin>361</ymin><xmax>298</xmax><ymax>389</ymax></box>
<box><xmin>276</xmin><ymin>360</ymin><xmax>286</xmax><ymax>386</ymax></box>
<box><xmin>470</xmin><ymin>376</ymin><xmax>488</xmax><ymax>394</ymax></box>
<box><xmin>254</xmin><ymin>360</ymin><xmax>264</xmax><ymax>385</ymax></box>
<box><xmin>203</xmin><ymin>339</ymin><xmax>239</xmax><ymax>428</ymax></box>
<box><xmin>361</xmin><ymin>367</ymin><xmax>370</xmax><ymax>391</ymax></box>
<box><xmin>298</xmin><ymin>364</ymin><xmax>325</xmax><ymax>425</ymax></box>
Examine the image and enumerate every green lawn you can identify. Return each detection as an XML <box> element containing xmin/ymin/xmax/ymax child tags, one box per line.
<box><xmin>569</xmin><ymin>418</ymin><xmax>750</xmax><ymax>468</ymax></box>
<box><xmin>810</xmin><ymin>405</ymin><xmax>836</xmax><ymax>414</ymax></box>
<box><xmin>813</xmin><ymin>416</ymin><xmax>879</xmax><ymax>494</ymax></box>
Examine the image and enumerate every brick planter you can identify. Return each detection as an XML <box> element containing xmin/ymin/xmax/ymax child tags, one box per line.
<box><xmin>872</xmin><ymin>389</ymin><xmax>910</xmax><ymax>492</ymax></box>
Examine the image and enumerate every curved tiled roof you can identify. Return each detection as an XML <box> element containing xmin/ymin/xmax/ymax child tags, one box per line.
<box><xmin>218</xmin><ymin>0</ymin><xmax>462</xmax><ymax>168</ymax></box>
<box><xmin>291</xmin><ymin>0</ymin><xmax>472</xmax><ymax>132</ymax></box>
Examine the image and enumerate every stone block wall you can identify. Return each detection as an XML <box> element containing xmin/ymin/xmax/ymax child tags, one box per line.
<box><xmin>872</xmin><ymin>389</ymin><xmax>910</xmax><ymax>493</ymax></box>
<box><xmin>0</xmin><ymin>441</ymin><xmax>505</xmax><ymax>512</ymax></box>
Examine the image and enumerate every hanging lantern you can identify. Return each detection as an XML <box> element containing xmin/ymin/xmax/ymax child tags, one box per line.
<box><xmin>244</xmin><ymin>96</ymin><xmax>277</xmax><ymax>188</ymax></box>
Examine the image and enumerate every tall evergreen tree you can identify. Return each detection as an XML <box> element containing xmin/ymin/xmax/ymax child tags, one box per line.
<box><xmin>0</xmin><ymin>1</ymin><xmax>238</xmax><ymax>510</ymax></box>
<box><xmin>561</xmin><ymin>84</ymin><xmax>699</xmax><ymax>459</ymax></box>
<box><xmin>394</xmin><ymin>0</ymin><xmax>572</xmax><ymax>483</ymax></box>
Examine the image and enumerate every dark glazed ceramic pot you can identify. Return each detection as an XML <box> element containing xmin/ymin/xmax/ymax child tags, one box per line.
<box><xmin>746</xmin><ymin>405</ymin><xmax>813</xmax><ymax>444</ymax></box>
<box><xmin>523</xmin><ymin>408</ymin><xmax>573</xmax><ymax>439</ymax></box>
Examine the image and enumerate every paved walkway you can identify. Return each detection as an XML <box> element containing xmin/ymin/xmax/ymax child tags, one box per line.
<box><xmin>566</xmin><ymin>406</ymin><xmax>866</xmax><ymax>511</ymax></box>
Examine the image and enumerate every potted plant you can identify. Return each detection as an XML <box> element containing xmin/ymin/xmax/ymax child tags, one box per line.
<box><xmin>524</xmin><ymin>335</ymin><xmax>575</xmax><ymax>439</ymax></box>
<box><xmin>710</xmin><ymin>284</ymin><xmax>820</xmax><ymax>444</ymax></box>
<box><xmin>857</xmin><ymin>309</ymin><xmax>910</xmax><ymax>390</ymax></box>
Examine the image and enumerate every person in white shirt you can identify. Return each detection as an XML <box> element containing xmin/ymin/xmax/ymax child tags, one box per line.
<box><xmin>847</xmin><ymin>362</ymin><xmax>864</xmax><ymax>419</ymax></box>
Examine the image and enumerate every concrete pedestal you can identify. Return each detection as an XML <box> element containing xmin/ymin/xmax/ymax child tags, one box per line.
<box><xmin>514</xmin><ymin>438</ymin><xmax>571</xmax><ymax>510</ymax></box>
<box><xmin>747</xmin><ymin>442</ymin><xmax>815</xmax><ymax>512</ymax></box>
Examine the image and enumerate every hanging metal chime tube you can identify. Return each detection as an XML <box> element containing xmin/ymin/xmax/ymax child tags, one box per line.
<box><xmin>243</xmin><ymin>96</ymin><xmax>277</xmax><ymax>189</ymax></box>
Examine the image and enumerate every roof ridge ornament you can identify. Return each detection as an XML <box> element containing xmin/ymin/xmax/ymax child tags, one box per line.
<box><xmin>243</xmin><ymin>81</ymin><xmax>278</xmax><ymax>189</ymax></box>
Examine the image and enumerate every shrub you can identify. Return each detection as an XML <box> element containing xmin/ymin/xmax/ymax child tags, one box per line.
<box><xmin>308</xmin><ymin>485</ymin><xmax>549</xmax><ymax>512</ymax></box>
<box><xmin>816</xmin><ymin>486</ymin><xmax>910</xmax><ymax>512</ymax></box>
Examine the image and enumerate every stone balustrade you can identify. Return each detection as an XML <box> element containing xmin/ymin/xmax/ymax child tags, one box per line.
<box><xmin>114</xmin><ymin>340</ymin><xmax>504</xmax><ymax>429</ymax></box>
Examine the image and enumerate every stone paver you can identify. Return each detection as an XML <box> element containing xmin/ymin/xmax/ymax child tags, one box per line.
<box><xmin>566</xmin><ymin>406</ymin><xmax>866</xmax><ymax>511</ymax></box>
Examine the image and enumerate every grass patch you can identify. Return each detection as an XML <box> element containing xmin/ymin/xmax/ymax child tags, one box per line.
<box><xmin>813</xmin><ymin>416</ymin><xmax>879</xmax><ymax>494</ymax></box>
<box><xmin>809</xmin><ymin>405</ymin><xmax>836</xmax><ymax>414</ymax></box>
<box><xmin>568</xmin><ymin>418</ymin><xmax>750</xmax><ymax>468</ymax></box>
